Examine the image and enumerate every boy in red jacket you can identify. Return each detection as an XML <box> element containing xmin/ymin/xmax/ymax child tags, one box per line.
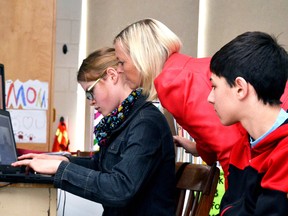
<box><xmin>208</xmin><ymin>31</ymin><xmax>288</xmax><ymax>215</ymax></box>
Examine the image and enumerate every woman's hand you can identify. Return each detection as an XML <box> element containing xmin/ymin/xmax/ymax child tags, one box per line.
<box><xmin>173</xmin><ymin>135</ymin><xmax>199</xmax><ymax>156</ymax></box>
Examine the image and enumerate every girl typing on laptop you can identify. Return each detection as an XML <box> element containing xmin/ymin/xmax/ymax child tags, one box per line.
<box><xmin>12</xmin><ymin>47</ymin><xmax>176</xmax><ymax>216</ymax></box>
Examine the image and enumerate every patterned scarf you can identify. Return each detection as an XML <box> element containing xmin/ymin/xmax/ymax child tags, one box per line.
<box><xmin>94</xmin><ymin>88</ymin><xmax>142</xmax><ymax>147</ymax></box>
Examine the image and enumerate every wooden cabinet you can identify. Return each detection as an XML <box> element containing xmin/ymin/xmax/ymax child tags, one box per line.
<box><xmin>0</xmin><ymin>0</ymin><xmax>56</xmax><ymax>151</ymax></box>
<box><xmin>0</xmin><ymin>183</ymin><xmax>57</xmax><ymax>216</ymax></box>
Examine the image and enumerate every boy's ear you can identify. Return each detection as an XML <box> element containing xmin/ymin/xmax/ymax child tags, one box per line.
<box><xmin>235</xmin><ymin>77</ymin><xmax>248</xmax><ymax>99</ymax></box>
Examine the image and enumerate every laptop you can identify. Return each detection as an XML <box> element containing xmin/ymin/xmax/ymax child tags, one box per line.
<box><xmin>0</xmin><ymin>109</ymin><xmax>54</xmax><ymax>184</ymax></box>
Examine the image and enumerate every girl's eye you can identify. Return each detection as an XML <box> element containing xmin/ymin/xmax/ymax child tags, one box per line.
<box><xmin>118</xmin><ymin>61</ymin><xmax>124</xmax><ymax>66</ymax></box>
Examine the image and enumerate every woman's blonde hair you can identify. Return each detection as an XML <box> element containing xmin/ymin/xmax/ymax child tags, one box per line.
<box><xmin>114</xmin><ymin>18</ymin><xmax>182</xmax><ymax>101</ymax></box>
<box><xmin>77</xmin><ymin>47</ymin><xmax>118</xmax><ymax>82</ymax></box>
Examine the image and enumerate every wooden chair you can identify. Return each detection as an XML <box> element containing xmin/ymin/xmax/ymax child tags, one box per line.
<box><xmin>70</xmin><ymin>150</ymin><xmax>94</xmax><ymax>157</ymax></box>
<box><xmin>175</xmin><ymin>162</ymin><xmax>220</xmax><ymax>216</ymax></box>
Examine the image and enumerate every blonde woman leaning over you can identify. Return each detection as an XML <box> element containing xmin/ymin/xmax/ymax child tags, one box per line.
<box><xmin>113</xmin><ymin>18</ymin><xmax>288</xmax><ymax>189</ymax></box>
<box><xmin>113</xmin><ymin>19</ymin><xmax>288</xmax><ymax>188</ymax></box>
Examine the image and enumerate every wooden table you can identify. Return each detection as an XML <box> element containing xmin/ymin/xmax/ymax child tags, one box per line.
<box><xmin>0</xmin><ymin>182</ymin><xmax>57</xmax><ymax>216</ymax></box>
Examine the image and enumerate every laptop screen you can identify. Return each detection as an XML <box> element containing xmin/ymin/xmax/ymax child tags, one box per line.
<box><xmin>0</xmin><ymin>110</ymin><xmax>18</xmax><ymax>165</ymax></box>
<box><xmin>0</xmin><ymin>110</ymin><xmax>54</xmax><ymax>183</ymax></box>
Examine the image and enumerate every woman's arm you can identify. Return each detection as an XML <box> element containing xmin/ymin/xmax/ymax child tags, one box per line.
<box><xmin>173</xmin><ymin>135</ymin><xmax>199</xmax><ymax>156</ymax></box>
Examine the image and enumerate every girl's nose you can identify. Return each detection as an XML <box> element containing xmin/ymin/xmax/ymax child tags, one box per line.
<box><xmin>89</xmin><ymin>99</ymin><xmax>96</xmax><ymax>106</ymax></box>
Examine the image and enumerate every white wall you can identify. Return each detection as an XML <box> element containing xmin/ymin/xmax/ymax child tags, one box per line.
<box><xmin>86</xmin><ymin>0</ymin><xmax>200</xmax><ymax>56</ymax></box>
<box><xmin>201</xmin><ymin>0</ymin><xmax>288</xmax><ymax>56</ymax></box>
<box><xmin>53</xmin><ymin>0</ymin><xmax>86</xmax><ymax>152</ymax></box>
<box><xmin>54</xmin><ymin>0</ymin><xmax>103</xmax><ymax>215</ymax></box>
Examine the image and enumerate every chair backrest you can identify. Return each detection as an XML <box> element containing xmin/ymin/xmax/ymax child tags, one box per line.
<box><xmin>77</xmin><ymin>150</ymin><xmax>93</xmax><ymax>157</ymax></box>
<box><xmin>175</xmin><ymin>162</ymin><xmax>220</xmax><ymax>216</ymax></box>
<box><xmin>70</xmin><ymin>150</ymin><xmax>94</xmax><ymax>157</ymax></box>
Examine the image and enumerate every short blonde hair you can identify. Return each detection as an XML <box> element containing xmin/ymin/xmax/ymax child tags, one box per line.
<box><xmin>114</xmin><ymin>18</ymin><xmax>182</xmax><ymax>101</ymax></box>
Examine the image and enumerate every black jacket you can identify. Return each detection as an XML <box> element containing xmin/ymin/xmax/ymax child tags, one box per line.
<box><xmin>54</xmin><ymin>95</ymin><xmax>176</xmax><ymax>216</ymax></box>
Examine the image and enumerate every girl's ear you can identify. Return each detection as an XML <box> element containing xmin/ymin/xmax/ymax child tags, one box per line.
<box><xmin>235</xmin><ymin>77</ymin><xmax>248</xmax><ymax>99</ymax></box>
<box><xmin>106</xmin><ymin>67</ymin><xmax>119</xmax><ymax>84</ymax></box>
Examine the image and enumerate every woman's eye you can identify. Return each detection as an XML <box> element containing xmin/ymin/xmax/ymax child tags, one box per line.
<box><xmin>118</xmin><ymin>61</ymin><xmax>124</xmax><ymax>66</ymax></box>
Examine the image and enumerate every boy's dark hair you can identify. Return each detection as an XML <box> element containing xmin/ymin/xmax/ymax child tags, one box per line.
<box><xmin>210</xmin><ymin>31</ymin><xmax>288</xmax><ymax>105</ymax></box>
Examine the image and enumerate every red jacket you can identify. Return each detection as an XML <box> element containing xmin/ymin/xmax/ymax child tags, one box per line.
<box><xmin>154</xmin><ymin>53</ymin><xmax>245</xmax><ymax>184</ymax></box>
<box><xmin>220</xmin><ymin>121</ymin><xmax>288</xmax><ymax>215</ymax></box>
<box><xmin>155</xmin><ymin>53</ymin><xmax>288</xmax><ymax>186</ymax></box>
